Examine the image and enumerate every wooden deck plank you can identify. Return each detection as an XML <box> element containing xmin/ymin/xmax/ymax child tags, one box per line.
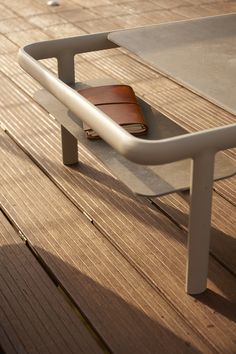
<box><xmin>1</xmin><ymin>99</ymin><xmax>235</xmax><ymax>273</ymax></box>
<box><xmin>76</xmin><ymin>52</ymin><xmax>236</xmax><ymax>204</ymax></box>
<box><xmin>1</xmin><ymin>49</ymin><xmax>235</xmax><ymax>209</ymax></box>
<box><xmin>152</xmin><ymin>191</ymin><xmax>236</xmax><ymax>275</ymax></box>
<box><xmin>214</xmin><ymin>177</ymin><xmax>236</xmax><ymax>206</ymax></box>
<box><xmin>0</xmin><ymin>317</ymin><xmax>24</xmax><ymax>354</ymax></box>
<box><xmin>0</xmin><ymin>1</ymin><xmax>235</xmax><ymax>353</ymax></box>
<box><xmin>0</xmin><ymin>130</ymin><xmax>219</xmax><ymax>354</ymax></box>
<box><xmin>1</xmin><ymin>106</ymin><xmax>236</xmax><ymax>353</ymax></box>
<box><xmin>0</xmin><ymin>211</ymin><xmax>104</xmax><ymax>354</ymax></box>
<box><xmin>0</xmin><ymin>40</ymin><xmax>235</xmax><ymax>207</ymax></box>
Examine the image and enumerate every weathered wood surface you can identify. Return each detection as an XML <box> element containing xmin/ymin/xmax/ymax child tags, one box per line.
<box><xmin>152</xmin><ymin>191</ymin><xmax>236</xmax><ymax>275</ymax></box>
<box><xmin>1</xmin><ymin>98</ymin><xmax>235</xmax><ymax>272</ymax></box>
<box><xmin>1</xmin><ymin>116</ymin><xmax>236</xmax><ymax>353</ymax></box>
<box><xmin>1</xmin><ymin>1</ymin><xmax>236</xmax><ymax>353</ymax></box>
<box><xmin>1</xmin><ymin>130</ymin><xmax>215</xmax><ymax>354</ymax></box>
<box><xmin>0</xmin><ymin>211</ymin><xmax>104</xmax><ymax>354</ymax></box>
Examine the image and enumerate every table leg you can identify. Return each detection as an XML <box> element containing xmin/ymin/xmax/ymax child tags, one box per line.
<box><xmin>186</xmin><ymin>152</ymin><xmax>215</xmax><ymax>294</ymax></box>
<box><xmin>57</xmin><ymin>53</ymin><xmax>77</xmax><ymax>165</ymax></box>
<box><xmin>61</xmin><ymin>126</ymin><xmax>78</xmax><ymax>165</ymax></box>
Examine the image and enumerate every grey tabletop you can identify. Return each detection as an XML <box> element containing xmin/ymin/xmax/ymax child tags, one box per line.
<box><xmin>108</xmin><ymin>14</ymin><xmax>236</xmax><ymax>116</ymax></box>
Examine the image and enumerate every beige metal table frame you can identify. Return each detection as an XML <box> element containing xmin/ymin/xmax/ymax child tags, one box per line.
<box><xmin>18</xmin><ymin>30</ymin><xmax>236</xmax><ymax>295</ymax></box>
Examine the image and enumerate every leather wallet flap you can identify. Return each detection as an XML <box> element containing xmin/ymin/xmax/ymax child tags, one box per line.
<box><xmin>83</xmin><ymin>103</ymin><xmax>145</xmax><ymax>131</ymax></box>
<box><xmin>78</xmin><ymin>85</ymin><xmax>137</xmax><ymax>105</ymax></box>
<box><xmin>77</xmin><ymin>84</ymin><xmax>148</xmax><ymax>139</ymax></box>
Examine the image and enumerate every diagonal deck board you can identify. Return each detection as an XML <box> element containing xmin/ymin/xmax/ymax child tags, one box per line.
<box><xmin>0</xmin><ymin>130</ymin><xmax>214</xmax><ymax>354</ymax></box>
<box><xmin>151</xmin><ymin>191</ymin><xmax>236</xmax><ymax>275</ymax></box>
<box><xmin>0</xmin><ymin>1</ymin><xmax>235</xmax><ymax>353</ymax></box>
<box><xmin>0</xmin><ymin>212</ymin><xmax>104</xmax><ymax>354</ymax></box>
<box><xmin>1</xmin><ymin>92</ymin><xmax>235</xmax><ymax>269</ymax></box>
<box><xmin>1</xmin><ymin>43</ymin><xmax>235</xmax><ymax>206</ymax></box>
<box><xmin>1</xmin><ymin>108</ymin><xmax>236</xmax><ymax>353</ymax></box>
<box><xmin>1</xmin><ymin>99</ymin><xmax>235</xmax><ymax>272</ymax></box>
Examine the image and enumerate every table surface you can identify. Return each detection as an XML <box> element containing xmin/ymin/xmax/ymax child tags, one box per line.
<box><xmin>109</xmin><ymin>13</ymin><xmax>236</xmax><ymax>116</ymax></box>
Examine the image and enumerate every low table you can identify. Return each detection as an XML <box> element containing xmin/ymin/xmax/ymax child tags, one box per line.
<box><xmin>109</xmin><ymin>13</ymin><xmax>236</xmax><ymax>116</ymax></box>
<box><xmin>18</xmin><ymin>14</ymin><xmax>236</xmax><ymax>294</ymax></box>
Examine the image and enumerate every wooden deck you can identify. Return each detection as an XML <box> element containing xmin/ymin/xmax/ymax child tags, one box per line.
<box><xmin>0</xmin><ymin>0</ymin><xmax>236</xmax><ymax>353</ymax></box>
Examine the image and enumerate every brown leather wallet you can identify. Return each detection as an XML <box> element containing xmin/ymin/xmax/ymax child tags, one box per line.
<box><xmin>77</xmin><ymin>84</ymin><xmax>148</xmax><ymax>139</ymax></box>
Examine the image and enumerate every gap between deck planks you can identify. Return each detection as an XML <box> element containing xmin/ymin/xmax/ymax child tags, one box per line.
<box><xmin>0</xmin><ymin>50</ymin><xmax>235</xmax><ymax>205</ymax></box>
<box><xmin>0</xmin><ymin>1</ymin><xmax>235</xmax><ymax>352</ymax></box>
<box><xmin>0</xmin><ymin>211</ymin><xmax>105</xmax><ymax>354</ymax></box>
<box><xmin>1</xmin><ymin>114</ymin><xmax>236</xmax><ymax>353</ymax></box>
<box><xmin>0</xmin><ymin>98</ymin><xmax>235</xmax><ymax>274</ymax></box>
<box><xmin>1</xmin><ymin>129</ymin><xmax>214</xmax><ymax>354</ymax></box>
<box><xmin>0</xmin><ymin>51</ymin><xmax>235</xmax><ymax>354</ymax></box>
<box><xmin>151</xmin><ymin>191</ymin><xmax>236</xmax><ymax>275</ymax></box>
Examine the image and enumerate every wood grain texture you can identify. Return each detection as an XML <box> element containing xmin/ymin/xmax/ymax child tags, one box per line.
<box><xmin>151</xmin><ymin>191</ymin><xmax>236</xmax><ymax>275</ymax></box>
<box><xmin>0</xmin><ymin>212</ymin><xmax>104</xmax><ymax>354</ymax></box>
<box><xmin>0</xmin><ymin>129</ymin><xmax>215</xmax><ymax>354</ymax></box>
<box><xmin>1</xmin><ymin>105</ymin><xmax>236</xmax><ymax>353</ymax></box>
<box><xmin>0</xmin><ymin>3</ymin><xmax>235</xmax><ymax>351</ymax></box>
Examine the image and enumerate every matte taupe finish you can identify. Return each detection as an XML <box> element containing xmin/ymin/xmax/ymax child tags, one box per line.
<box><xmin>18</xmin><ymin>32</ymin><xmax>236</xmax><ymax>166</ymax></box>
<box><xmin>109</xmin><ymin>13</ymin><xmax>236</xmax><ymax>116</ymax></box>
<box><xmin>18</xmin><ymin>16</ymin><xmax>236</xmax><ymax>294</ymax></box>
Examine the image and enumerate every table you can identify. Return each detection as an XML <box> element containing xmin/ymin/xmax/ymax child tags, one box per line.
<box><xmin>109</xmin><ymin>13</ymin><xmax>236</xmax><ymax>115</ymax></box>
<box><xmin>18</xmin><ymin>14</ymin><xmax>236</xmax><ymax>294</ymax></box>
